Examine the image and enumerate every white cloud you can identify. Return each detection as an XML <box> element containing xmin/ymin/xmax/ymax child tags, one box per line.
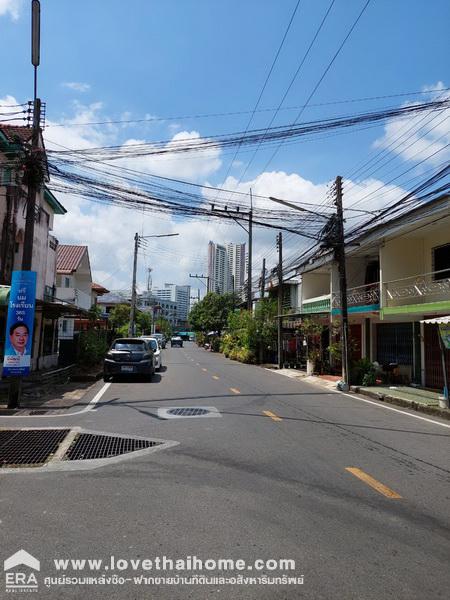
<box><xmin>0</xmin><ymin>0</ymin><xmax>22</xmax><ymax>21</ymax></box>
<box><xmin>373</xmin><ymin>82</ymin><xmax>450</xmax><ymax>166</ymax></box>
<box><xmin>61</xmin><ymin>82</ymin><xmax>91</xmax><ymax>93</ymax></box>
<box><xmin>1</xmin><ymin>94</ymin><xmax>413</xmax><ymax>290</ymax></box>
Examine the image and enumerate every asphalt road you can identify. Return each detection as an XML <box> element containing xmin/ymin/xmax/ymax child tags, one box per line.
<box><xmin>1</xmin><ymin>342</ymin><xmax>450</xmax><ymax>599</ymax></box>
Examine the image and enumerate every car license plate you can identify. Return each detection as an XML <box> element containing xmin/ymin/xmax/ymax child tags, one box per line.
<box><xmin>121</xmin><ymin>366</ymin><xmax>134</xmax><ymax>373</ymax></box>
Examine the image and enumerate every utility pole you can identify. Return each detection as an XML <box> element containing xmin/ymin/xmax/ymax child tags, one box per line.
<box><xmin>334</xmin><ymin>176</ymin><xmax>350</xmax><ymax>390</ymax></box>
<box><xmin>128</xmin><ymin>233</ymin><xmax>139</xmax><ymax>336</ymax></box>
<box><xmin>128</xmin><ymin>232</ymin><xmax>179</xmax><ymax>336</ymax></box>
<box><xmin>276</xmin><ymin>233</ymin><xmax>283</xmax><ymax>369</ymax></box>
<box><xmin>260</xmin><ymin>258</ymin><xmax>266</xmax><ymax>300</ymax></box>
<box><xmin>8</xmin><ymin>1</ymin><xmax>41</xmax><ymax>409</ymax></box>
<box><xmin>247</xmin><ymin>189</ymin><xmax>253</xmax><ymax>311</ymax></box>
<box><xmin>189</xmin><ymin>274</ymin><xmax>209</xmax><ymax>296</ymax></box>
<box><xmin>22</xmin><ymin>1</ymin><xmax>42</xmax><ymax>271</ymax></box>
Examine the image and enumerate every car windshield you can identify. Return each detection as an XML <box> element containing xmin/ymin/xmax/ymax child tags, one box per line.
<box><xmin>112</xmin><ymin>341</ymin><xmax>146</xmax><ymax>351</ymax></box>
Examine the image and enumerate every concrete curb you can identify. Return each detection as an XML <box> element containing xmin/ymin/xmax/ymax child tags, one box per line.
<box><xmin>350</xmin><ymin>386</ymin><xmax>450</xmax><ymax>421</ymax></box>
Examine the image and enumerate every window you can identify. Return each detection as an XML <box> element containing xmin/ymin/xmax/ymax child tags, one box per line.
<box><xmin>65</xmin><ymin>277</ymin><xmax>70</xmax><ymax>288</ymax></box>
<box><xmin>433</xmin><ymin>244</ymin><xmax>450</xmax><ymax>280</ymax></box>
<box><xmin>62</xmin><ymin>320</ymin><xmax>68</xmax><ymax>333</ymax></box>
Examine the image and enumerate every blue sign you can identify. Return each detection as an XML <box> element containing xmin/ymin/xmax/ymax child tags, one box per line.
<box><xmin>2</xmin><ymin>271</ymin><xmax>37</xmax><ymax>377</ymax></box>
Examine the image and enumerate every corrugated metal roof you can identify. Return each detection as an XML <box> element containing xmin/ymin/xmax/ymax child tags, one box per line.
<box><xmin>56</xmin><ymin>245</ymin><xmax>87</xmax><ymax>274</ymax></box>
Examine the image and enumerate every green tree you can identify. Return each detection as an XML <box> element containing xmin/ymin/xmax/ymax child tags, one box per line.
<box><xmin>109</xmin><ymin>304</ymin><xmax>131</xmax><ymax>329</ymax></box>
<box><xmin>136</xmin><ymin>311</ymin><xmax>153</xmax><ymax>335</ymax></box>
<box><xmin>188</xmin><ymin>292</ymin><xmax>239</xmax><ymax>335</ymax></box>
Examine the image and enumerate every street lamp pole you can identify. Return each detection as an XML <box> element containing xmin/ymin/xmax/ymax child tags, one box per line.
<box><xmin>128</xmin><ymin>232</ymin><xmax>179</xmax><ymax>336</ymax></box>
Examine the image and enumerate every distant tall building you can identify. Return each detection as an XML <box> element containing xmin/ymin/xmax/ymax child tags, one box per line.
<box><xmin>227</xmin><ymin>242</ymin><xmax>246</xmax><ymax>295</ymax></box>
<box><xmin>207</xmin><ymin>242</ymin><xmax>229</xmax><ymax>294</ymax></box>
<box><xmin>153</xmin><ymin>283</ymin><xmax>191</xmax><ymax>324</ymax></box>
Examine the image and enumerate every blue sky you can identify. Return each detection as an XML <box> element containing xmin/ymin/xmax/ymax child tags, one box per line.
<box><xmin>1</xmin><ymin>0</ymin><xmax>449</xmax><ymax>291</ymax></box>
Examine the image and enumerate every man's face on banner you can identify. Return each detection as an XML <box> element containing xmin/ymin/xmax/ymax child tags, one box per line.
<box><xmin>10</xmin><ymin>325</ymin><xmax>29</xmax><ymax>354</ymax></box>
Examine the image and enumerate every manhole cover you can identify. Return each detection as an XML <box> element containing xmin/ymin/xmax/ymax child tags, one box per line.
<box><xmin>64</xmin><ymin>433</ymin><xmax>162</xmax><ymax>461</ymax></box>
<box><xmin>168</xmin><ymin>407</ymin><xmax>209</xmax><ymax>417</ymax></box>
<box><xmin>0</xmin><ymin>429</ymin><xmax>70</xmax><ymax>467</ymax></box>
<box><xmin>158</xmin><ymin>406</ymin><xmax>221</xmax><ymax>419</ymax></box>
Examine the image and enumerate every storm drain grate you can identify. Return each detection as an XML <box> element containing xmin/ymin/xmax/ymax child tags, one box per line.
<box><xmin>168</xmin><ymin>407</ymin><xmax>210</xmax><ymax>417</ymax></box>
<box><xmin>64</xmin><ymin>433</ymin><xmax>162</xmax><ymax>461</ymax></box>
<box><xmin>0</xmin><ymin>429</ymin><xmax>70</xmax><ymax>467</ymax></box>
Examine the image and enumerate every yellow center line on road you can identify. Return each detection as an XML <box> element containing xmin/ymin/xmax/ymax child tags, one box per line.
<box><xmin>263</xmin><ymin>410</ymin><xmax>282</xmax><ymax>422</ymax></box>
<box><xmin>212</xmin><ymin>375</ymin><xmax>220</xmax><ymax>380</ymax></box>
<box><xmin>345</xmin><ymin>467</ymin><xmax>402</xmax><ymax>499</ymax></box>
<box><xmin>230</xmin><ymin>387</ymin><xmax>241</xmax><ymax>394</ymax></box>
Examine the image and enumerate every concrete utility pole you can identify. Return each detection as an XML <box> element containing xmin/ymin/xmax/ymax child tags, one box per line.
<box><xmin>189</xmin><ymin>274</ymin><xmax>209</xmax><ymax>296</ymax></box>
<box><xmin>277</xmin><ymin>232</ymin><xmax>283</xmax><ymax>369</ymax></box>
<box><xmin>260</xmin><ymin>258</ymin><xmax>266</xmax><ymax>300</ymax></box>
<box><xmin>9</xmin><ymin>1</ymin><xmax>41</xmax><ymax>409</ymax></box>
<box><xmin>22</xmin><ymin>1</ymin><xmax>42</xmax><ymax>270</ymax></box>
<box><xmin>129</xmin><ymin>232</ymin><xmax>179</xmax><ymax>336</ymax></box>
<box><xmin>128</xmin><ymin>233</ymin><xmax>139</xmax><ymax>336</ymax></box>
<box><xmin>247</xmin><ymin>189</ymin><xmax>253</xmax><ymax>311</ymax></box>
<box><xmin>334</xmin><ymin>176</ymin><xmax>350</xmax><ymax>390</ymax></box>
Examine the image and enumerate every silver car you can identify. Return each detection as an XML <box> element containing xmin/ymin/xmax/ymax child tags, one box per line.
<box><xmin>141</xmin><ymin>337</ymin><xmax>163</xmax><ymax>370</ymax></box>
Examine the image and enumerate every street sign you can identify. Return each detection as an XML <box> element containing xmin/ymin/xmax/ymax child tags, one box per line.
<box><xmin>3</xmin><ymin>271</ymin><xmax>37</xmax><ymax>377</ymax></box>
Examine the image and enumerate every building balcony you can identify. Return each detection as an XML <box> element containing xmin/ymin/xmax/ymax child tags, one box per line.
<box><xmin>301</xmin><ymin>294</ymin><xmax>331</xmax><ymax>314</ymax></box>
<box><xmin>382</xmin><ymin>269</ymin><xmax>450</xmax><ymax>315</ymax></box>
<box><xmin>332</xmin><ymin>282</ymin><xmax>380</xmax><ymax>314</ymax></box>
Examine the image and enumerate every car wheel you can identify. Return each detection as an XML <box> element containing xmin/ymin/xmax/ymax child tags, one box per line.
<box><xmin>103</xmin><ymin>373</ymin><xmax>111</xmax><ymax>382</ymax></box>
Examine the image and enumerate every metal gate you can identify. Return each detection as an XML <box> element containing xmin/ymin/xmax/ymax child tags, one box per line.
<box><xmin>424</xmin><ymin>323</ymin><xmax>450</xmax><ymax>390</ymax></box>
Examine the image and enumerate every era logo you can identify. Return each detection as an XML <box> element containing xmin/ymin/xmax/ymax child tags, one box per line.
<box><xmin>4</xmin><ymin>550</ymin><xmax>40</xmax><ymax>593</ymax></box>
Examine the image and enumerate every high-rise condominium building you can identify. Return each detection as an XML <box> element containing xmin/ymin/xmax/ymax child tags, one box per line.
<box><xmin>207</xmin><ymin>242</ymin><xmax>229</xmax><ymax>294</ymax></box>
<box><xmin>227</xmin><ymin>242</ymin><xmax>246</xmax><ymax>295</ymax></box>
<box><xmin>153</xmin><ymin>283</ymin><xmax>191</xmax><ymax>324</ymax></box>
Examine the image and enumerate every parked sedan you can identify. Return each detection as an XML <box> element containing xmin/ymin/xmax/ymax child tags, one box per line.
<box><xmin>103</xmin><ymin>338</ymin><xmax>155</xmax><ymax>381</ymax></box>
<box><xmin>170</xmin><ymin>336</ymin><xmax>183</xmax><ymax>347</ymax></box>
<box><xmin>152</xmin><ymin>333</ymin><xmax>166</xmax><ymax>349</ymax></box>
<box><xmin>140</xmin><ymin>337</ymin><xmax>163</xmax><ymax>370</ymax></box>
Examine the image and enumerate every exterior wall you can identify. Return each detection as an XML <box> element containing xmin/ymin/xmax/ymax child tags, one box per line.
<box><xmin>301</xmin><ymin>271</ymin><xmax>330</xmax><ymax>301</ymax></box>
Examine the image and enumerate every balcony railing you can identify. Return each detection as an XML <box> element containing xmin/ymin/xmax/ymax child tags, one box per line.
<box><xmin>302</xmin><ymin>294</ymin><xmax>331</xmax><ymax>314</ymax></box>
<box><xmin>383</xmin><ymin>269</ymin><xmax>450</xmax><ymax>307</ymax></box>
<box><xmin>332</xmin><ymin>282</ymin><xmax>380</xmax><ymax>309</ymax></box>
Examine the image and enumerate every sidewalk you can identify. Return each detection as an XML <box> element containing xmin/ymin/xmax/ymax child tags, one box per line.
<box><xmin>0</xmin><ymin>366</ymin><xmax>103</xmax><ymax>415</ymax></box>
<box><xmin>265</xmin><ymin>366</ymin><xmax>450</xmax><ymax>421</ymax></box>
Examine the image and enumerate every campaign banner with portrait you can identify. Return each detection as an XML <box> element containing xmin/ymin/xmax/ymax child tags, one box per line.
<box><xmin>2</xmin><ymin>271</ymin><xmax>37</xmax><ymax>377</ymax></box>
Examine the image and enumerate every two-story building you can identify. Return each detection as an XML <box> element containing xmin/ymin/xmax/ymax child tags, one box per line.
<box><xmin>290</xmin><ymin>194</ymin><xmax>450</xmax><ymax>389</ymax></box>
<box><xmin>56</xmin><ymin>245</ymin><xmax>94</xmax><ymax>341</ymax></box>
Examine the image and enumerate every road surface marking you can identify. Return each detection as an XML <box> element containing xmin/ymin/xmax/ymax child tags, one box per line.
<box><xmin>265</xmin><ymin>368</ymin><xmax>450</xmax><ymax>430</ymax></box>
<box><xmin>340</xmin><ymin>391</ymin><xmax>450</xmax><ymax>429</ymax></box>
<box><xmin>346</xmin><ymin>467</ymin><xmax>402</xmax><ymax>499</ymax></box>
<box><xmin>263</xmin><ymin>410</ymin><xmax>282</xmax><ymax>422</ymax></box>
<box><xmin>230</xmin><ymin>387</ymin><xmax>241</xmax><ymax>394</ymax></box>
<box><xmin>202</xmin><ymin>368</ymin><xmax>208</xmax><ymax>372</ymax></box>
<box><xmin>212</xmin><ymin>375</ymin><xmax>220</xmax><ymax>380</ymax></box>
<box><xmin>0</xmin><ymin>382</ymin><xmax>111</xmax><ymax>419</ymax></box>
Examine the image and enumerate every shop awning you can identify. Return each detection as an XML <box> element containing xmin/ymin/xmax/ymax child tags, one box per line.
<box><xmin>421</xmin><ymin>316</ymin><xmax>450</xmax><ymax>324</ymax></box>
